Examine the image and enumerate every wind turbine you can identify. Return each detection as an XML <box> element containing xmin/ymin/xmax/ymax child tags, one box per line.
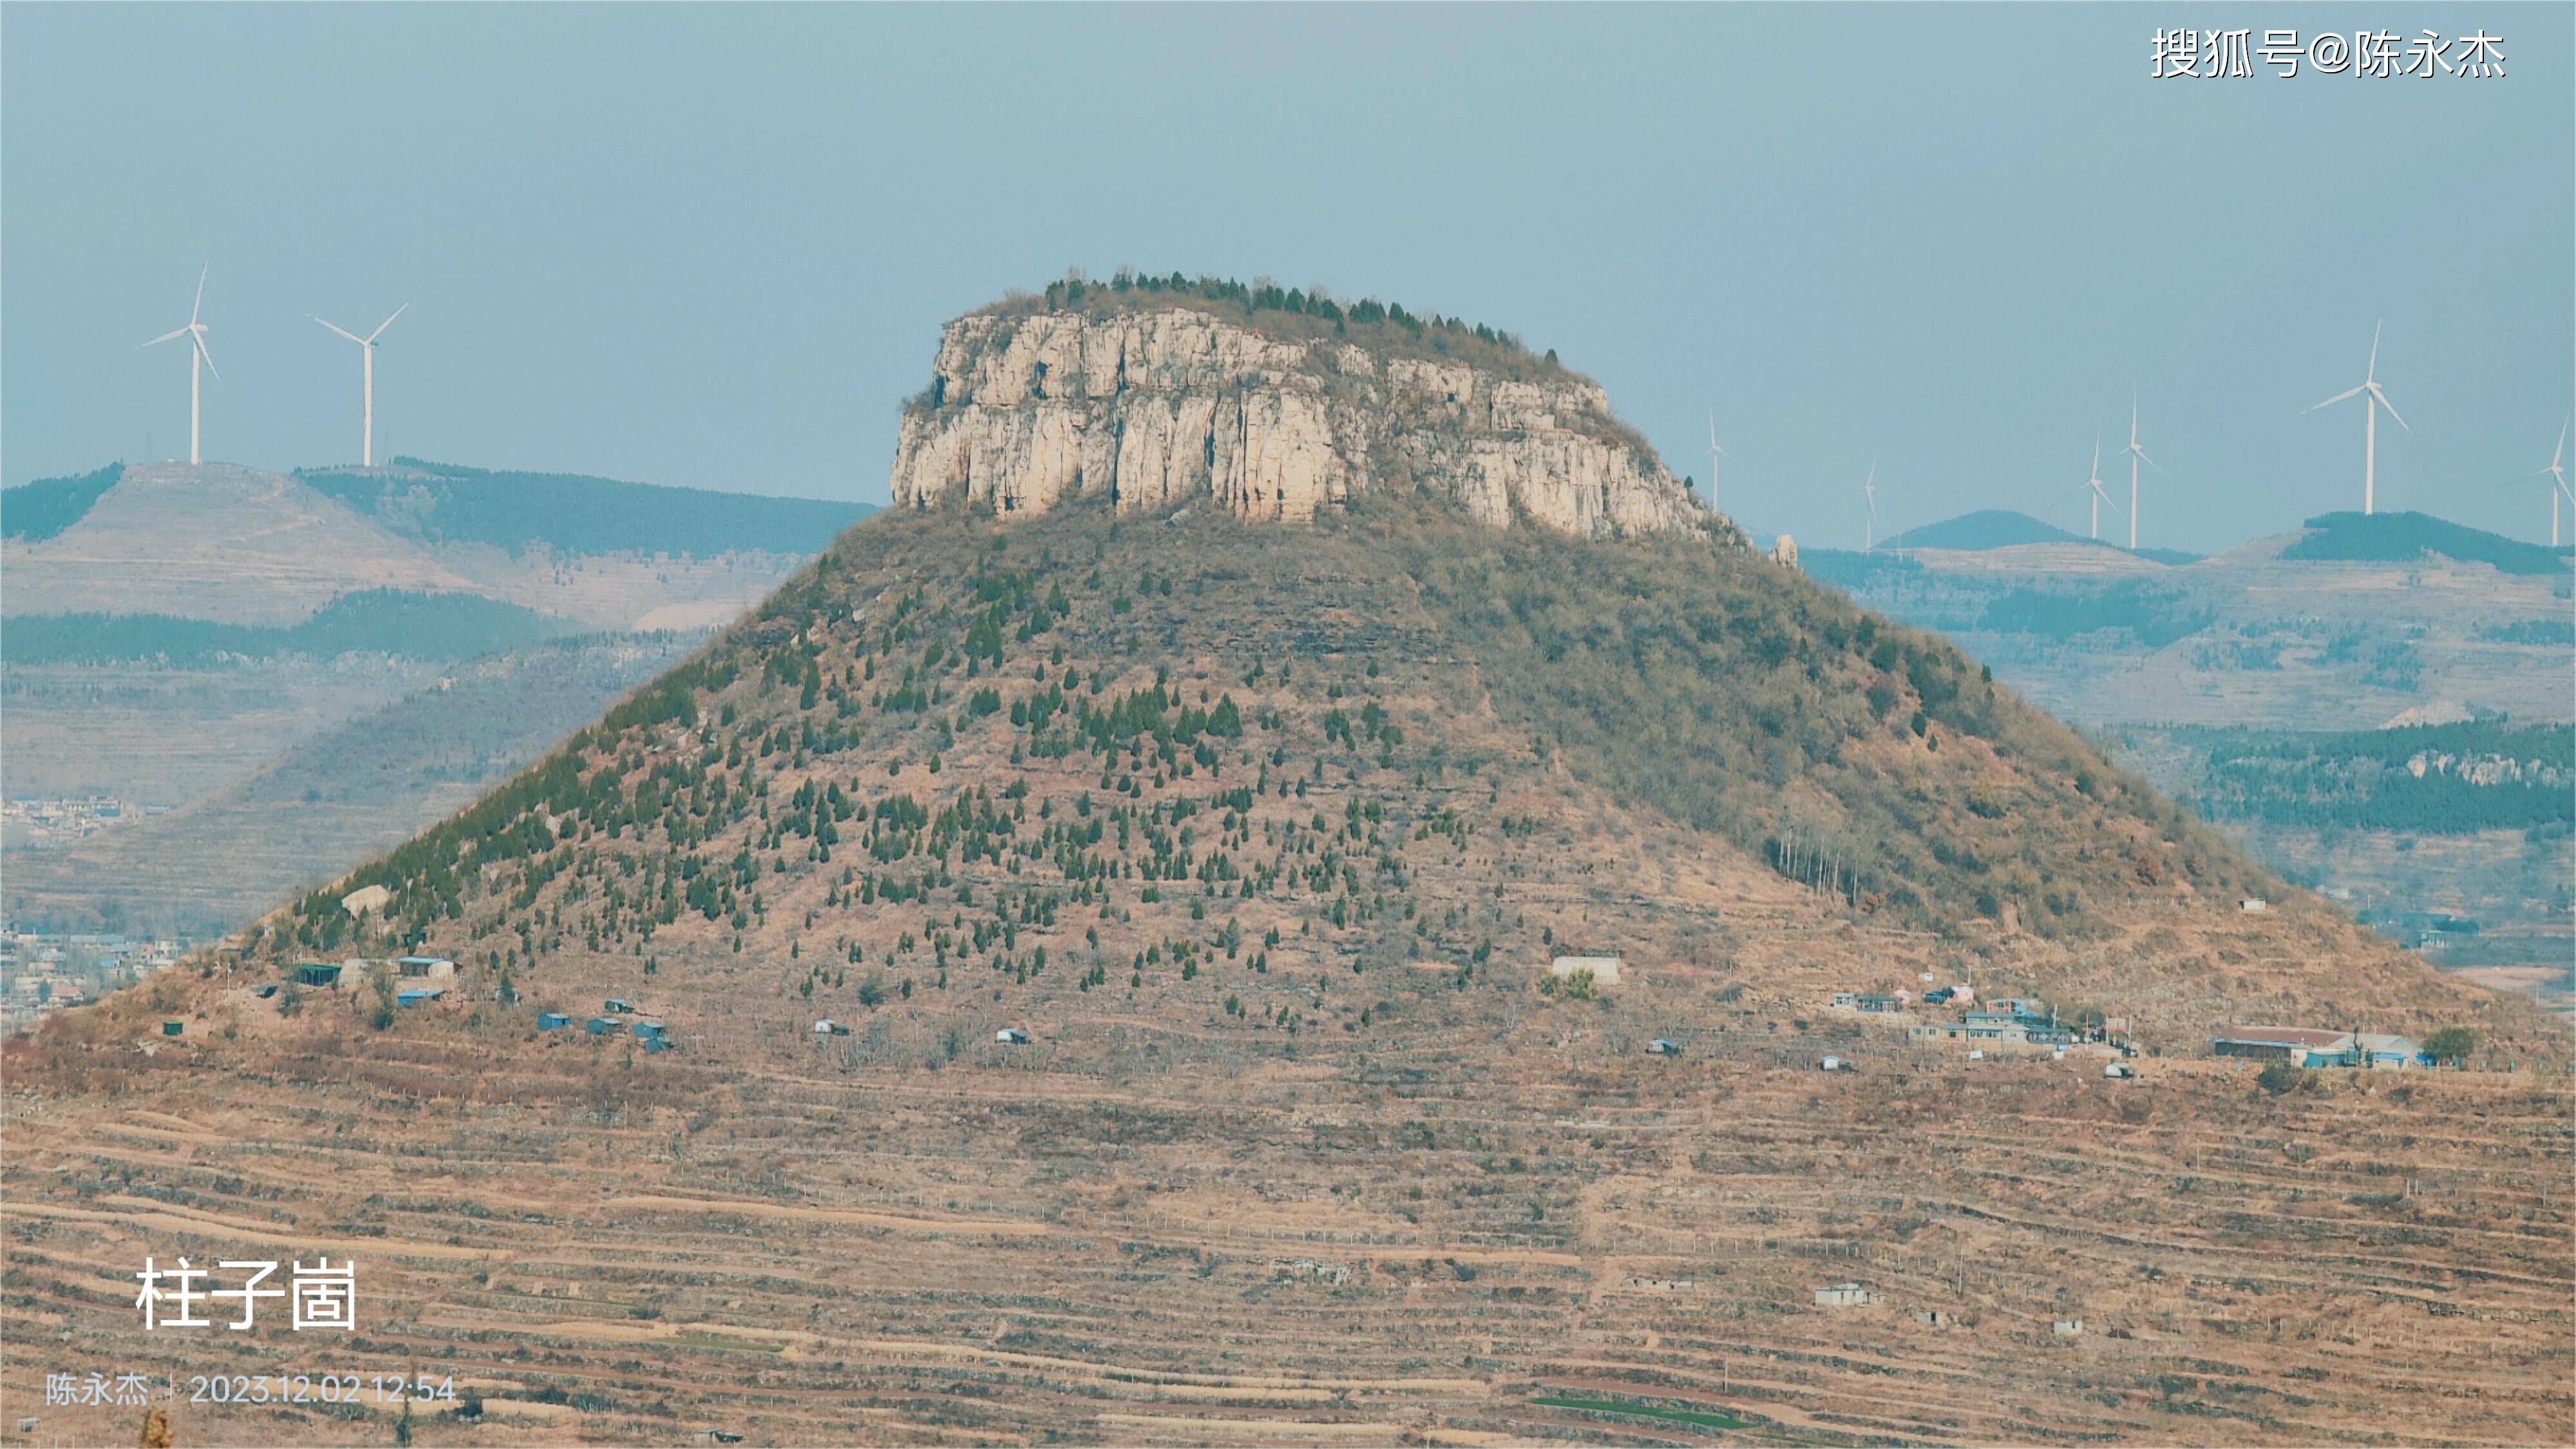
<box><xmin>313</xmin><ymin>303</ymin><xmax>409</xmax><ymax>467</ymax></box>
<box><xmin>1861</xmin><ymin>459</ymin><xmax>1879</xmax><ymax>552</ymax></box>
<box><xmin>2497</xmin><ymin>417</ymin><xmax>2571</xmax><ymax>546</ymax></box>
<box><xmin>141</xmin><ymin>265</ymin><xmax>218</xmax><ymax>465</ymax></box>
<box><xmin>2117</xmin><ymin>393</ymin><xmax>2164</xmax><ymax>551</ymax></box>
<box><xmin>1705</xmin><ymin>408</ymin><xmax>1727</xmax><ymax>514</ymax></box>
<box><xmin>2307</xmin><ymin>319</ymin><xmax>2409</xmax><ymax>515</ymax></box>
<box><xmin>2083</xmin><ymin>437</ymin><xmax>2117</xmax><ymax>542</ymax></box>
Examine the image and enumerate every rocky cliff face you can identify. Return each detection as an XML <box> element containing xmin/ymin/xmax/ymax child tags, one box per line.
<box><xmin>887</xmin><ymin>305</ymin><xmax>1735</xmax><ymax>542</ymax></box>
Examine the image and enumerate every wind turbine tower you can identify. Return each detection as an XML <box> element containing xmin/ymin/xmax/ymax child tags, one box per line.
<box><xmin>1705</xmin><ymin>408</ymin><xmax>1727</xmax><ymax>514</ymax></box>
<box><xmin>1862</xmin><ymin>460</ymin><xmax>1879</xmax><ymax>552</ymax></box>
<box><xmin>142</xmin><ymin>265</ymin><xmax>219</xmax><ymax>466</ymax></box>
<box><xmin>2501</xmin><ymin>419</ymin><xmax>2571</xmax><ymax>546</ymax></box>
<box><xmin>314</xmin><ymin>304</ymin><xmax>410</xmax><ymax>467</ymax></box>
<box><xmin>2307</xmin><ymin>320</ymin><xmax>2409</xmax><ymax>515</ymax></box>
<box><xmin>2118</xmin><ymin>394</ymin><xmax>2163</xmax><ymax>551</ymax></box>
<box><xmin>2084</xmin><ymin>438</ymin><xmax>2116</xmax><ymax>542</ymax></box>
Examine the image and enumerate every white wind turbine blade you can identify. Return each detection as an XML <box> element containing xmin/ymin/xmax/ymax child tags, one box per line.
<box><xmin>2367</xmin><ymin>383</ymin><xmax>2409</xmax><ymax>431</ymax></box>
<box><xmin>313</xmin><ymin>316</ymin><xmax>366</xmax><ymax>345</ymax></box>
<box><xmin>191</xmin><ymin>263</ymin><xmax>209</xmax><ymax>325</ymax></box>
<box><xmin>2364</xmin><ymin>319</ymin><xmax>2382</xmax><ymax>383</ymax></box>
<box><xmin>142</xmin><ymin>326</ymin><xmax>192</xmax><ymax>348</ymax></box>
<box><xmin>2552</xmin><ymin>417</ymin><xmax>2568</xmax><ymax>473</ymax></box>
<box><xmin>367</xmin><ymin>302</ymin><xmax>410</xmax><ymax>344</ymax></box>
<box><xmin>2307</xmin><ymin>384</ymin><xmax>2365</xmax><ymax>412</ymax></box>
<box><xmin>193</xmin><ymin>329</ymin><xmax>220</xmax><ymax>381</ymax></box>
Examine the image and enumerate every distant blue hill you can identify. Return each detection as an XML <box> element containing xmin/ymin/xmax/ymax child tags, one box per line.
<box><xmin>1878</xmin><ymin>509</ymin><xmax>2083</xmax><ymax>551</ymax></box>
<box><xmin>2280</xmin><ymin>511</ymin><xmax>2569</xmax><ymax>576</ymax></box>
<box><xmin>5</xmin><ymin>589</ymin><xmax>577</xmax><ymax>667</ymax></box>
<box><xmin>301</xmin><ymin>458</ymin><xmax>876</xmax><ymax>557</ymax></box>
<box><xmin>1875</xmin><ymin>509</ymin><xmax>2206</xmax><ymax>564</ymax></box>
<box><xmin>1</xmin><ymin>464</ymin><xmax>124</xmax><ymax>542</ymax></box>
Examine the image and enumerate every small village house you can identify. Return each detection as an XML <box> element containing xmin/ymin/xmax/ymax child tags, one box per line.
<box><xmin>1814</xmin><ymin>1283</ymin><xmax>1880</xmax><ymax>1307</ymax></box>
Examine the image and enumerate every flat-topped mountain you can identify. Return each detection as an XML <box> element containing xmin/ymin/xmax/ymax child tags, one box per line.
<box><xmin>889</xmin><ymin>273</ymin><xmax>1727</xmax><ymax>541</ymax></box>
<box><xmin>12</xmin><ymin>285</ymin><xmax>2566</xmax><ymax>1446</ymax></box>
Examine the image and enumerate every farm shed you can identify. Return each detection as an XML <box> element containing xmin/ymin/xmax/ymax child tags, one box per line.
<box><xmin>2211</xmin><ymin>1027</ymin><xmax>2353</xmax><ymax>1066</ymax></box>
<box><xmin>1549</xmin><ymin>954</ymin><xmax>1623</xmax><ymax>985</ymax></box>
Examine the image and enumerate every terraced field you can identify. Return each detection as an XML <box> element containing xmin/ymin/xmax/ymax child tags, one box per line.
<box><xmin>6</xmin><ymin>1018</ymin><xmax>2568</xmax><ymax>1445</ymax></box>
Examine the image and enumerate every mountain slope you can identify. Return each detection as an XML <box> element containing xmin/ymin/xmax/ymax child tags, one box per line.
<box><xmin>0</xmin><ymin>462</ymin><xmax>125</xmax><ymax>542</ymax></box>
<box><xmin>3</xmin><ymin>633</ymin><xmax>692</xmax><ymax>935</ymax></box>
<box><xmin>301</xmin><ymin>457</ymin><xmax>875</xmax><ymax>556</ymax></box>
<box><xmin>2</xmin><ymin>589</ymin><xmax>576</xmax><ymax>666</ymax></box>
<box><xmin>252</xmin><ymin>488</ymin><xmax>2517</xmax><ymax>1041</ymax></box>
<box><xmin>2</xmin><ymin>462</ymin><xmax>480</xmax><ymax>625</ymax></box>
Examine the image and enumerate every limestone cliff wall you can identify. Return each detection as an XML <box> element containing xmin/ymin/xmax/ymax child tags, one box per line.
<box><xmin>887</xmin><ymin>307</ymin><xmax>1736</xmax><ymax>543</ymax></box>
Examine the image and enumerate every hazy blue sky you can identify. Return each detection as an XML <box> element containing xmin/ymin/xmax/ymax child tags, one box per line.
<box><xmin>5</xmin><ymin>5</ymin><xmax>2568</xmax><ymax>552</ymax></box>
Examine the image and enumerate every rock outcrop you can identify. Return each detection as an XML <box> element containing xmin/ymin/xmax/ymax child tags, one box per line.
<box><xmin>887</xmin><ymin>305</ymin><xmax>1736</xmax><ymax>543</ymax></box>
